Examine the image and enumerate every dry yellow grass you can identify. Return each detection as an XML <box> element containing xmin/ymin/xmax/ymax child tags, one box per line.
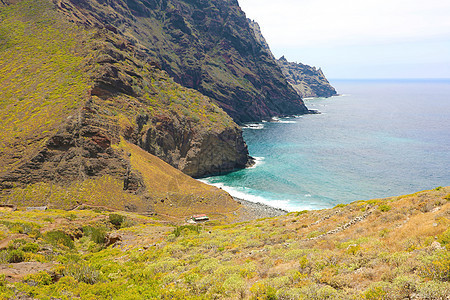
<box><xmin>119</xmin><ymin>140</ymin><xmax>239</xmax><ymax>219</ymax></box>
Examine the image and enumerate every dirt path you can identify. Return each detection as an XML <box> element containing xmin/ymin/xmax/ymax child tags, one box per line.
<box><xmin>0</xmin><ymin>262</ymin><xmax>55</xmax><ymax>282</ymax></box>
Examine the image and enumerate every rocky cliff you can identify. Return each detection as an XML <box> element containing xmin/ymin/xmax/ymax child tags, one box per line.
<box><xmin>277</xmin><ymin>56</ymin><xmax>337</xmax><ymax>98</ymax></box>
<box><xmin>248</xmin><ymin>19</ymin><xmax>337</xmax><ymax>98</ymax></box>
<box><xmin>247</xmin><ymin>19</ymin><xmax>273</xmax><ymax>58</ymax></box>
<box><xmin>55</xmin><ymin>0</ymin><xmax>308</xmax><ymax>123</ymax></box>
<box><xmin>0</xmin><ymin>0</ymin><xmax>246</xmax><ymax>215</ymax></box>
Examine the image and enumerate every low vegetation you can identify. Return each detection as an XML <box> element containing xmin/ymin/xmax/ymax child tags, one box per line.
<box><xmin>0</xmin><ymin>187</ymin><xmax>448</xmax><ymax>299</ymax></box>
<box><xmin>0</xmin><ymin>0</ymin><xmax>90</xmax><ymax>173</ymax></box>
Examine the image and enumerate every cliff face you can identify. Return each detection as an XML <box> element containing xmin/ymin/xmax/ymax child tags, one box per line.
<box><xmin>0</xmin><ymin>0</ymin><xmax>245</xmax><ymax>215</ymax></box>
<box><xmin>56</xmin><ymin>0</ymin><xmax>308</xmax><ymax>123</ymax></box>
<box><xmin>248</xmin><ymin>19</ymin><xmax>337</xmax><ymax>98</ymax></box>
<box><xmin>277</xmin><ymin>56</ymin><xmax>337</xmax><ymax>98</ymax></box>
<box><xmin>247</xmin><ymin>19</ymin><xmax>273</xmax><ymax>58</ymax></box>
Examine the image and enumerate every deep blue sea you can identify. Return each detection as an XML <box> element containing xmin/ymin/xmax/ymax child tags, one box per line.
<box><xmin>200</xmin><ymin>79</ymin><xmax>450</xmax><ymax>211</ymax></box>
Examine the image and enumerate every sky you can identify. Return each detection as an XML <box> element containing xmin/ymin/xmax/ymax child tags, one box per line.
<box><xmin>238</xmin><ymin>0</ymin><xmax>450</xmax><ymax>79</ymax></box>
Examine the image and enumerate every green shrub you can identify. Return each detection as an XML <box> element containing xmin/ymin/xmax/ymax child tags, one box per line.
<box><xmin>24</xmin><ymin>271</ymin><xmax>52</xmax><ymax>286</ymax></box>
<box><xmin>295</xmin><ymin>210</ymin><xmax>308</xmax><ymax>216</ymax></box>
<box><xmin>437</xmin><ymin>228</ymin><xmax>450</xmax><ymax>246</ymax></box>
<box><xmin>379</xmin><ymin>205</ymin><xmax>391</xmax><ymax>212</ymax></box>
<box><xmin>306</xmin><ymin>231</ymin><xmax>322</xmax><ymax>239</ymax></box>
<box><xmin>363</xmin><ymin>286</ymin><xmax>387</xmax><ymax>300</ymax></box>
<box><xmin>0</xmin><ymin>221</ymin><xmax>35</xmax><ymax>234</ymax></box>
<box><xmin>417</xmin><ymin>280</ymin><xmax>450</xmax><ymax>299</ymax></box>
<box><xmin>333</xmin><ymin>204</ymin><xmax>347</xmax><ymax>208</ymax></box>
<box><xmin>44</xmin><ymin>230</ymin><xmax>74</xmax><ymax>249</ymax></box>
<box><xmin>63</xmin><ymin>263</ymin><xmax>100</xmax><ymax>284</ymax></box>
<box><xmin>7</xmin><ymin>239</ymin><xmax>27</xmax><ymax>250</ymax></box>
<box><xmin>250</xmin><ymin>282</ymin><xmax>277</xmax><ymax>300</ymax></box>
<box><xmin>172</xmin><ymin>225</ymin><xmax>201</xmax><ymax>238</ymax></box>
<box><xmin>83</xmin><ymin>226</ymin><xmax>107</xmax><ymax>245</ymax></box>
<box><xmin>0</xmin><ymin>274</ymin><xmax>6</xmax><ymax>287</ymax></box>
<box><xmin>19</xmin><ymin>242</ymin><xmax>40</xmax><ymax>253</ymax></box>
<box><xmin>109</xmin><ymin>214</ymin><xmax>125</xmax><ymax>229</ymax></box>
<box><xmin>419</xmin><ymin>251</ymin><xmax>450</xmax><ymax>282</ymax></box>
<box><xmin>65</xmin><ymin>213</ymin><xmax>77</xmax><ymax>221</ymax></box>
<box><xmin>191</xmin><ymin>115</ymin><xmax>200</xmax><ymax>122</ymax></box>
<box><xmin>7</xmin><ymin>249</ymin><xmax>25</xmax><ymax>263</ymax></box>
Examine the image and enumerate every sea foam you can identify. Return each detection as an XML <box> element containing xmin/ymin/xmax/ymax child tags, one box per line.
<box><xmin>247</xmin><ymin>156</ymin><xmax>265</xmax><ymax>169</ymax></box>
<box><xmin>242</xmin><ymin>123</ymin><xmax>264</xmax><ymax>130</ymax></box>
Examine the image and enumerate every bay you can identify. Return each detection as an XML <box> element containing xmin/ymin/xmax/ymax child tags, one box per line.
<box><xmin>200</xmin><ymin>79</ymin><xmax>450</xmax><ymax>211</ymax></box>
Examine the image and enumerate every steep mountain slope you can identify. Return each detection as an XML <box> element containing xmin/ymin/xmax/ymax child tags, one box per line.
<box><xmin>247</xmin><ymin>19</ymin><xmax>273</xmax><ymax>58</ymax></box>
<box><xmin>54</xmin><ymin>0</ymin><xmax>309</xmax><ymax>123</ymax></box>
<box><xmin>0</xmin><ymin>187</ymin><xmax>448</xmax><ymax>298</ymax></box>
<box><xmin>278</xmin><ymin>56</ymin><xmax>337</xmax><ymax>98</ymax></box>
<box><xmin>248</xmin><ymin>19</ymin><xmax>337</xmax><ymax>98</ymax></box>
<box><xmin>0</xmin><ymin>0</ymin><xmax>246</xmax><ymax>216</ymax></box>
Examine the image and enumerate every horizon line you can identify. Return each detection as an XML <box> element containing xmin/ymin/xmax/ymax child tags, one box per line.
<box><xmin>329</xmin><ymin>78</ymin><xmax>450</xmax><ymax>81</ymax></box>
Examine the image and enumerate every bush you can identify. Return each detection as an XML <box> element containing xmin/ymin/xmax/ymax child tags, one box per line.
<box><xmin>0</xmin><ymin>274</ymin><xmax>6</xmax><ymax>287</ymax></box>
<box><xmin>0</xmin><ymin>221</ymin><xmax>35</xmax><ymax>234</ymax></box>
<box><xmin>417</xmin><ymin>281</ymin><xmax>450</xmax><ymax>299</ymax></box>
<box><xmin>63</xmin><ymin>263</ymin><xmax>100</xmax><ymax>284</ymax></box>
<box><xmin>7</xmin><ymin>250</ymin><xmax>25</xmax><ymax>263</ymax></box>
<box><xmin>379</xmin><ymin>205</ymin><xmax>391</xmax><ymax>212</ymax></box>
<box><xmin>363</xmin><ymin>286</ymin><xmax>387</xmax><ymax>300</ymax></box>
<box><xmin>24</xmin><ymin>271</ymin><xmax>52</xmax><ymax>286</ymax></box>
<box><xmin>44</xmin><ymin>230</ymin><xmax>74</xmax><ymax>249</ymax></box>
<box><xmin>438</xmin><ymin>228</ymin><xmax>450</xmax><ymax>246</ymax></box>
<box><xmin>172</xmin><ymin>225</ymin><xmax>201</xmax><ymax>238</ymax></box>
<box><xmin>19</xmin><ymin>242</ymin><xmax>40</xmax><ymax>253</ymax></box>
<box><xmin>7</xmin><ymin>239</ymin><xmax>27</xmax><ymax>250</ymax></box>
<box><xmin>419</xmin><ymin>251</ymin><xmax>450</xmax><ymax>282</ymax></box>
<box><xmin>109</xmin><ymin>214</ymin><xmax>125</xmax><ymax>229</ymax></box>
<box><xmin>222</xmin><ymin>274</ymin><xmax>245</xmax><ymax>293</ymax></box>
<box><xmin>295</xmin><ymin>210</ymin><xmax>309</xmax><ymax>216</ymax></box>
<box><xmin>83</xmin><ymin>226</ymin><xmax>107</xmax><ymax>245</ymax></box>
<box><xmin>250</xmin><ymin>282</ymin><xmax>277</xmax><ymax>300</ymax></box>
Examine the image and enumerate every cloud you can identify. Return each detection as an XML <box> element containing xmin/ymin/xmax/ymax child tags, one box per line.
<box><xmin>239</xmin><ymin>0</ymin><xmax>450</xmax><ymax>47</ymax></box>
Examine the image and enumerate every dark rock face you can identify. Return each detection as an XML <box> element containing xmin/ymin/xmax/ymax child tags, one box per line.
<box><xmin>56</xmin><ymin>0</ymin><xmax>309</xmax><ymax>123</ymax></box>
<box><xmin>247</xmin><ymin>19</ymin><xmax>274</xmax><ymax>58</ymax></box>
<box><xmin>277</xmin><ymin>56</ymin><xmax>337</xmax><ymax>98</ymax></box>
<box><xmin>84</xmin><ymin>30</ymin><xmax>253</xmax><ymax>178</ymax></box>
<box><xmin>136</xmin><ymin>114</ymin><xmax>251</xmax><ymax>177</ymax></box>
<box><xmin>0</xmin><ymin>100</ymin><xmax>144</xmax><ymax>194</ymax></box>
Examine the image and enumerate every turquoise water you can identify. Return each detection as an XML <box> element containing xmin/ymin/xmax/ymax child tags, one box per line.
<box><xmin>200</xmin><ymin>79</ymin><xmax>450</xmax><ymax>211</ymax></box>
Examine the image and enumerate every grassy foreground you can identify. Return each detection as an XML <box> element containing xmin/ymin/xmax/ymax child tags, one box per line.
<box><xmin>0</xmin><ymin>187</ymin><xmax>448</xmax><ymax>299</ymax></box>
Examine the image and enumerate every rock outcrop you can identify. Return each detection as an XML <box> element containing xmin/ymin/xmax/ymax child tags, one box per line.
<box><xmin>277</xmin><ymin>56</ymin><xmax>337</xmax><ymax>98</ymax></box>
<box><xmin>247</xmin><ymin>19</ymin><xmax>274</xmax><ymax>58</ymax></box>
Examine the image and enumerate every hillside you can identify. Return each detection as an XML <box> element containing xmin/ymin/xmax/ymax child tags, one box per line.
<box><xmin>0</xmin><ymin>187</ymin><xmax>448</xmax><ymax>299</ymax></box>
<box><xmin>0</xmin><ymin>0</ymin><xmax>251</xmax><ymax>215</ymax></box>
<box><xmin>55</xmin><ymin>0</ymin><xmax>309</xmax><ymax>123</ymax></box>
<box><xmin>277</xmin><ymin>56</ymin><xmax>337</xmax><ymax>98</ymax></box>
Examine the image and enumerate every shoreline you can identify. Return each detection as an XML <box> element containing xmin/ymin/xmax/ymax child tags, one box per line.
<box><xmin>234</xmin><ymin>197</ymin><xmax>288</xmax><ymax>221</ymax></box>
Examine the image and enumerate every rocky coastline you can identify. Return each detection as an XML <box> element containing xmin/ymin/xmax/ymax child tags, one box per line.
<box><xmin>234</xmin><ymin>197</ymin><xmax>288</xmax><ymax>222</ymax></box>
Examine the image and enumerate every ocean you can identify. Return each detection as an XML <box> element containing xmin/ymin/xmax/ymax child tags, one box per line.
<box><xmin>200</xmin><ymin>79</ymin><xmax>450</xmax><ymax>211</ymax></box>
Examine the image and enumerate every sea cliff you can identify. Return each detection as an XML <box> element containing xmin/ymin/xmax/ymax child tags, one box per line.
<box><xmin>277</xmin><ymin>56</ymin><xmax>337</xmax><ymax>98</ymax></box>
<box><xmin>248</xmin><ymin>18</ymin><xmax>337</xmax><ymax>98</ymax></box>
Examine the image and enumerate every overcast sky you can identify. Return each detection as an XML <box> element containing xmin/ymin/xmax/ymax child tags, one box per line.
<box><xmin>238</xmin><ymin>0</ymin><xmax>450</xmax><ymax>79</ymax></box>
